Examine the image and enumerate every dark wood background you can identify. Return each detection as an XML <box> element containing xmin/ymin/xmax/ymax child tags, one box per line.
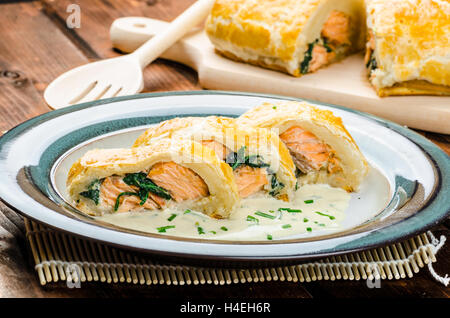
<box><xmin>0</xmin><ymin>0</ymin><xmax>448</xmax><ymax>298</ymax></box>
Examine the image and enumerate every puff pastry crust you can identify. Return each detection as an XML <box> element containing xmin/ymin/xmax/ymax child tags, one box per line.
<box><xmin>133</xmin><ymin>116</ymin><xmax>297</xmax><ymax>201</ymax></box>
<box><xmin>364</xmin><ymin>0</ymin><xmax>450</xmax><ymax>96</ymax></box>
<box><xmin>205</xmin><ymin>0</ymin><xmax>366</xmax><ymax>76</ymax></box>
<box><xmin>237</xmin><ymin>101</ymin><xmax>369</xmax><ymax>192</ymax></box>
<box><xmin>67</xmin><ymin>138</ymin><xmax>239</xmax><ymax>218</ymax></box>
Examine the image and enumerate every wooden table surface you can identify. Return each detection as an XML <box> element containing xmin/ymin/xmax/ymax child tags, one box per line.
<box><xmin>0</xmin><ymin>0</ymin><xmax>448</xmax><ymax>299</ymax></box>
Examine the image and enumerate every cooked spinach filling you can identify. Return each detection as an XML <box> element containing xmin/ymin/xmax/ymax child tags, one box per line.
<box><xmin>114</xmin><ymin>172</ymin><xmax>172</xmax><ymax>211</ymax></box>
<box><xmin>80</xmin><ymin>173</ymin><xmax>172</xmax><ymax>211</ymax></box>
<box><xmin>300</xmin><ymin>41</ymin><xmax>316</xmax><ymax>74</ymax></box>
<box><xmin>322</xmin><ymin>37</ymin><xmax>333</xmax><ymax>53</ymax></box>
<box><xmin>295</xmin><ymin>168</ymin><xmax>304</xmax><ymax>178</ymax></box>
<box><xmin>79</xmin><ymin>179</ymin><xmax>103</xmax><ymax>205</ymax></box>
<box><xmin>269</xmin><ymin>173</ymin><xmax>285</xmax><ymax>197</ymax></box>
<box><xmin>300</xmin><ymin>38</ymin><xmax>335</xmax><ymax>74</ymax></box>
<box><xmin>366</xmin><ymin>52</ymin><xmax>377</xmax><ymax>71</ymax></box>
<box><xmin>226</xmin><ymin>146</ymin><xmax>282</xmax><ymax>196</ymax></box>
<box><xmin>122</xmin><ymin>172</ymin><xmax>172</xmax><ymax>200</ymax></box>
<box><xmin>114</xmin><ymin>191</ymin><xmax>141</xmax><ymax>211</ymax></box>
<box><xmin>225</xmin><ymin>146</ymin><xmax>270</xmax><ymax>170</ymax></box>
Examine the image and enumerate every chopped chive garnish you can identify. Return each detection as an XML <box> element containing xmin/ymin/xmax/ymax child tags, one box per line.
<box><xmin>315</xmin><ymin>211</ymin><xmax>335</xmax><ymax>220</ymax></box>
<box><xmin>303</xmin><ymin>218</ymin><xmax>309</xmax><ymax>222</ymax></box>
<box><xmin>184</xmin><ymin>209</ymin><xmax>191</xmax><ymax>214</ymax></box>
<box><xmin>272</xmin><ymin>106</ymin><xmax>277</xmax><ymax>109</ymax></box>
<box><xmin>267</xmin><ymin>234</ymin><xmax>273</xmax><ymax>240</ymax></box>
<box><xmin>197</xmin><ymin>226</ymin><xmax>205</xmax><ymax>235</ymax></box>
<box><xmin>221</xmin><ymin>226</ymin><xmax>228</xmax><ymax>231</ymax></box>
<box><xmin>255</xmin><ymin>211</ymin><xmax>276</xmax><ymax>219</ymax></box>
<box><xmin>167</xmin><ymin>214</ymin><xmax>177</xmax><ymax>222</ymax></box>
<box><xmin>246</xmin><ymin>215</ymin><xmax>259</xmax><ymax>224</ymax></box>
<box><xmin>318</xmin><ymin>223</ymin><xmax>325</xmax><ymax>227</ymax></box>
<box><xmin>210</xmin><ymin>231</ymin><xmax>217</xmax><ymax>234</ymax></box>
<box><xmin>278</xmin><ymin>208</ymin><xmax>302</xmax><ymax>213</ymax></box>
<box><xmin>306</xmin><ymin>227</ymin><xmax>312</xmax><ymax>232</ymax></box>
<box><xmin>282</xmin><ymin>224</ymin><xmax>292</xmax><ymax>229</ymax></box>
<box><xmin>304</xmin><ymin>200</ymin><xmax>314</xmax><ymax>204</ymax></box>
<box><xmin>157</xmin><ymin>225</ymin><xmax>175</xmax><ymax>233</ymax></box>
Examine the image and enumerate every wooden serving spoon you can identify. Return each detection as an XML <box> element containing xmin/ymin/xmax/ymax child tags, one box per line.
<box><xmin>44</xmin><ymin>0</ymin><xmax>215</xmax><ymax>110</ymax></box>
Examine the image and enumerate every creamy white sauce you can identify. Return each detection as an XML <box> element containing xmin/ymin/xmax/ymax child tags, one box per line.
<box><xmin>97</xmin><ymin>184</ymin><xmax>350</xmax><ymax>241</ymax></box>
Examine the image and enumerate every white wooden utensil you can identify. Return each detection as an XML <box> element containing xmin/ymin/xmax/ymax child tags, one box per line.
<box><xmin>44</xmin><ymin>0</ymin><xmax>215</xmax><ymax>110</ymax></box>
<box><xmin>108</xmin><ymin>16</ymin><xmax>450</xmax><ymax>134</ymax></box>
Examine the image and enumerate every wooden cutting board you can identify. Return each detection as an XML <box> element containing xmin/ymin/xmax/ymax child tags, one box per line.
<box><xmin>110</xmin><ymin>17</ymin><xmax>450</xmax><ymax>134</ymax></box>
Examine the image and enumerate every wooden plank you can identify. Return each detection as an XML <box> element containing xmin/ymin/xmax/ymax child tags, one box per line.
<box><xmin>417</xmin><ymin>130</ymin><xmax>450</xmax><ymax>156</ymax></box>
<box><xmin>0</xmin><ymin>0</ymin><xmax>93</xmax><ymax>297</ymax></box>
<box><xmin>38</xmin><ymin>280</ymin><xmax>313</xmax><ymax>299</ymax></box>
<box><xmin>0</xmin><ymin>1</ymin><xmax>89</xmax><ymax>132</ymax></box>
<box><xmin>41</xmin><ymin>0</ymin><xmax>201</xmax><ymax>92</ymax></box>
<box><xmin>0</xmin><ymin>202</ymin><xmax>79</xmax><ymax>297</ymax></box>
<box><xmin>42</xmin><ymin>0</ymin><xmax>196</xmax><ymax>58</ymax></box>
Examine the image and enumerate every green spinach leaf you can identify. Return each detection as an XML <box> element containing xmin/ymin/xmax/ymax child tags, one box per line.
<box><xmin>79</xmin><ymin>179</ymin><xmax>103</xmax><ymax>205</ymax></box>
<box><xmin>269</xmin><ymin>174</ymin><xmax>285</xmax><ymax>197</ymax></box>
<box><xmin>226</xmin><ymin>146</ymin><xmax>270</xmax><ymax>170</ymax></box>
<box><xmin>123</xmin><ymin>173</ymin><xmax>172</xmax><ymax>200</ymax></box>
<box><xmin>114</xmin><ymin>191</ymin><xmax>141</xmax><ymax>211</ymax></box>
<box><xmin>300</xmin><ymin>42</ymin><xmax>315</xmax><ymax>74</ymax></box>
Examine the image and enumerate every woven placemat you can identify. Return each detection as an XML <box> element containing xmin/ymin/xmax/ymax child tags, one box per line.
<box><xmin>23</xmin><ymin>218</ymin><xmax>448</xmax><ymax>286</ymax></box>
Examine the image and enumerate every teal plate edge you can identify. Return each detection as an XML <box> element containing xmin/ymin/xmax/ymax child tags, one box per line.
<box><xmin>0</xmin><ymin>90</ymin><xmax>449</xmax><ymax>263</ymax></box>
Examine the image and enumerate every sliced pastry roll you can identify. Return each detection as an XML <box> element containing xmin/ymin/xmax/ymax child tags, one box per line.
<box><xmin>205</xmin><ymin>0</ymin><xmax>366</xmax><ymax>76</ymax></box>
<box><xmin>365</xmin><ymin>0</ymin><xmax>450</xmax><ymax>96</ymax></box>
<box><xmin>133</xmin><ymin>116</ymin><xmax>297</xmax><ymax>200</ymax></box>
<box><xmin>237</xmin><ymin>101</ymin><xmax>368</xmax><ymax>192</ymax></box>
<box><xmin>67</xmin><ymin>138</ymin><xmax>239</xmax><ymax>219</ymax></box>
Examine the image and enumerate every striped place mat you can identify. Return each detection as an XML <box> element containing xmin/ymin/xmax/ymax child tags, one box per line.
<box><xmin>24</xmin><ymin>218</ymin><xmax>448</xmax><ymax>286</ymax></box>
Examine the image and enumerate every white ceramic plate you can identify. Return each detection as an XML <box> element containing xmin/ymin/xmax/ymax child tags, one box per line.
<box><xmin>0</xmin><ymin>91</ymin><xmax>448</xmax><ymax>265</ymax></box>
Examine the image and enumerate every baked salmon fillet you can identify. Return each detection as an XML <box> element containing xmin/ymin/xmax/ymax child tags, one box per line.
<box><xmin>133</xmin><ymin>116</ymin><xmax>297</xmax><ymax>201</ymax></box>
<box><xmin>364</xmin><ymin>0</ymin><xmax>450</xmax><ymax>96</ymax></box>
<box><xmin>205</xmin><ymin>0</ymin><xmax>366</xmax><ymax>76</ymax></box>
<box><xmin>237</xmin><ymin>101</ymin><xmax>369</xmax><ymax>192</ymax></box>
<box><xmin>67</xmin><ymin>138</ymin><xmax>239</xmax><ymax>218</ymax></box>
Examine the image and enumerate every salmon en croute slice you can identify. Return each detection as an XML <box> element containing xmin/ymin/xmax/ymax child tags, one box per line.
<box><xmin>205</xmin><ymin>0</ymin><xmax>366</xmax><ymax>76</ymax></box>
<box><xmin>237</xmin><ymin>101</ymin><xmax>369</xmax><ymax>192</ymax></box>
<box><xmin>364</xmin><ymin>0</ymin><xmax>450</xmax><ymax>96</ymax></box>
<box><xmin>133</xmin><ymin>116</ymin><xmax>297</xmax><ymax>201</ymax></box>
<box><xmin>66</xmin><ymin>138</ymin><xmax>239</xmax><ymax>219</ymax></box>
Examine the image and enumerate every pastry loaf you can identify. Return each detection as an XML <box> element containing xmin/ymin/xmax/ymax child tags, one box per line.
<box><xmin>237</xmin><ymin>101</ymin><xmax>369</xmax><ymax>192</ymax></box>
<box><xmin>67</xmin><ymin>138</ymin><xmax>239</xmax><ymax>218</ymax></box>
<box><xmin>364</xmin><ymin>0</ymin><xmax>450</xmax><ymax>96</ymax></box>
<box><xmin>205</xmin><ymin>0</ymin><xmax>366</xmax><ymax>76</ymax></box>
